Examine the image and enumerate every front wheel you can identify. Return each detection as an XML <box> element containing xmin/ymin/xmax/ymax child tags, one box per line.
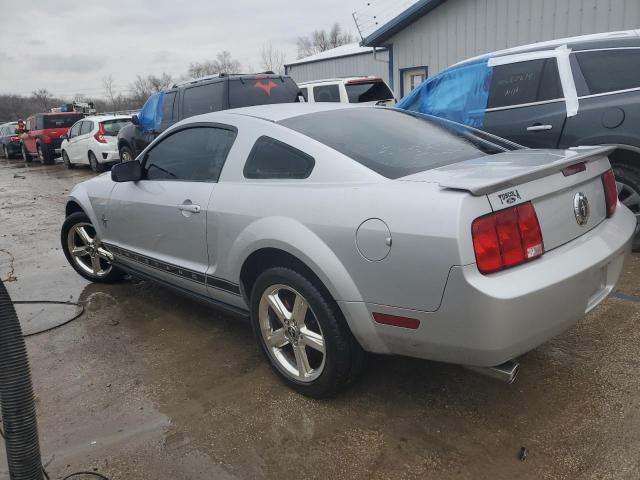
<box><xmin>613</xmin><ymin>162</ymin><xmax>640</xmax><ymax>251</ymax></box>
<box><xmin>61</xmin><ymin>212</ymin><xmax>124</xmax><ymax>283</ymax></box>
<box><xmin>119</xmin><ymin>145</ymin><xmax>134</xmax><ymax>163</ymax></box>
<box><xmin>62</xmin><ymin>151</ymin><xmax>74</xmax><ymax>169</ymax></box>
<box><xmin>37</xmin><ymin>144</ymin><xmax>53</xmax><ymax>165</ymax></box>
<box><xmin>251</xmin><ymin>267</ymin><xmax>365</xmax><ymax>398</ymax></box>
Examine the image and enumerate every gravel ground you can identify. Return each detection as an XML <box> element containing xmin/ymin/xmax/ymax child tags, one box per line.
<box><xmin>1</xmin><ymin>157</ymin><xmax>639</xmax><ymax>479</ymax></box>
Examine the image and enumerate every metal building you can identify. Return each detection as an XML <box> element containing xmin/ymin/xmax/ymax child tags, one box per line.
<box><xmin>286</xmin><ymin>0</ymin><xmax>640</xmax><ymax>99</ymax></box>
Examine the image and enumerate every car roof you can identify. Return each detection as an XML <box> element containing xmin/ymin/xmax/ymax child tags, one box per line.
<box><xmin>219</xmin><ymin>102</ymin><xmax>357</xmax><ymax>122</ymax></box>
<box><xmin>454</xmin><ymin>29</ymin><xmax>640</xmax><ymax>67</ymax></box>
<box><xmin>79</xmin><ymin>115</ymin><xmax>131</xmax><ymax>122</ymax></box>
<box><xmin>298</xmin><ymin>76</ymin><xmax>383</xmax><ymax>86</ymax></box>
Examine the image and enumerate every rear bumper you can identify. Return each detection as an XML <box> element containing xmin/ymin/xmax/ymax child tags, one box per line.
<box><xmin>339</xmin><ymin>205</ymin><xmax>636</xmax><ymax>366</ymax></box>
<box><xmin>98</xmin><ymin>150</ymin><xmax>121</xmax><ymax>163</ymax></box>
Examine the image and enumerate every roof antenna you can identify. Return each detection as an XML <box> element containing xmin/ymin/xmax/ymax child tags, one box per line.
<box><xmin>352</xmin><ymin>11</ymin><xmax>365</xmax><ymax>44</ymax></box>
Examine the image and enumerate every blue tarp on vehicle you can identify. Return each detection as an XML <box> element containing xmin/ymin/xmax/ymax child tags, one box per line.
<box><xmin>396</xmin><ymin>58</ymin><xmax>493</xmax><ymax>129</ymax></box>
<box><xmin>138</xmin><ymin>91</ymin><xmax>165</xmax><ymax>132</ymax></box>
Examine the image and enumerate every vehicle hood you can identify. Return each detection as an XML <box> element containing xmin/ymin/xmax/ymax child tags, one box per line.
<box><xmin>398</xmin><ymin>146</ymin><xmax>614</xmax><ymax>195</ymax></box>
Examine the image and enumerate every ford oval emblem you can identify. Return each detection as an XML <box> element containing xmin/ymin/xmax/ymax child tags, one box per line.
<box><xmin>573</xmin><ymin>192</ymin><xmax>590</xmax><ymax>226</ymax></box>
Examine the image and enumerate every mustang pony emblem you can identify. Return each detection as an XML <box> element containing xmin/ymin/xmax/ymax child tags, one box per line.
<box><xmin>254</xmin><ymin>79</ymin><xmax>278</xmax><ymax>95</ymax></box>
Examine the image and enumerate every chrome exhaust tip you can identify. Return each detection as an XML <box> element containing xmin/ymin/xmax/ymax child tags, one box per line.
<box><xmin>464</xmin><ymin>360</ymin><xmax>520</xmax><ymax>384</ymax></box>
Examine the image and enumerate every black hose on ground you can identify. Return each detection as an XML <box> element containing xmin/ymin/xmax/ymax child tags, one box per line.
<box><xmin>0</xmin><ymin>279</ymin><xmax>44</xmax><ymax>480</ymax></box>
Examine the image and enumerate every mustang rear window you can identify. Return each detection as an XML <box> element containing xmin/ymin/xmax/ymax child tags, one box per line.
<box><xmin>279</xmin><ymin>108</ymin><xmax>515</xmax><ymax>179</ymax></box>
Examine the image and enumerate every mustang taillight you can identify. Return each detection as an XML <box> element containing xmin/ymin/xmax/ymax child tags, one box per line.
<box><xmin>602</xmin><ymin>169</ymin><xmax>618</xmax><ymax>218</ymax></box>
<box><xmin>472</xmin><ymin>201</ymin><xmax>544</xmax><ymax>274</ymax></box>
<box><xmin>94</xmin><ymin>123</ymin><xmax>107</xmax><ymax>144</ymax></box>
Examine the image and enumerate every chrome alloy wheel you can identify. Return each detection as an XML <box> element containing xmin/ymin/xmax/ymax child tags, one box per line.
<box><xmin>258</xmin><ymin>284</ymin><xmax>326</xmax><ymax>382</ymax></box>
<box><xmin>617</xmin><ymin>180</ymin><xmax>640</xmax><ymax>220</ymax></box>
<box><xmin>66</xmin><ymin>222</ymin><xmax>113</xmax><ymax>278</ymax></box>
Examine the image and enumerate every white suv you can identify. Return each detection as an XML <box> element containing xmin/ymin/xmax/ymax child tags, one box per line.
<box><xmin>61</xmin><ymin>115</ymin><xmax>131</xmax><ymax>172</ymax></box>
<box><xmin>298</xmin><ymin>77</ymin><xmax>395</xmax><ymax>106</ymax></box>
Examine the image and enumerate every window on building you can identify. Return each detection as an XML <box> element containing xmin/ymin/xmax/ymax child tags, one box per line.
<box><xmin>244</xmin><ymin>136</ymin><xmax>314</xmax><ymax>179</ymax></box>
<box><xmin>488</xmin><ymin>58</ymin><xmax>562</xmax><ymax>109</ymax></box>
<box><xmin>575</xmin><ymin>49</ymin><xmax>640</xmax><ymax>95</ymax></box>
<box><xmin>312</xmin><ymin>84</ymin><xmax>340</xmax><ymax>102</ymax></box>
<box><xmin>144</xmin><ymin>126</ymin><xmax>236</xmax><ymax>182</ymax></box>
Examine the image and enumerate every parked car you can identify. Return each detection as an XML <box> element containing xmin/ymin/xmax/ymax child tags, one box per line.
<box><xmin>0</xmin><ymin>122</ymin><xmax>20</xmax><ymax>158</ymax></box>
<box><xmin>61</xmin><ymin>115</ymin><xmax>131</xmax><ymax>172</ymax></box>
<box><xmin>396</xmin><ymin>30</ymin><xmax>640</xmax><ymax>247</ymax></box>
<box><xmin>298</xmin><ymin>77</ymin><xmax>395</xmax><ymax>105</ymax></box>
<box><xmin>117</xmin><ymin>73</ymin><xmax>302</xmax><ymax>161</ymax></box>
<box><xmin>20</xmin><ymin>112</ymin><xmax>84</xmax><ymax>164</ymax></box>
<box><xmin>61</xmin><ymin>104</ymin><xmax>635</xmax><ymax>397</ymax></box>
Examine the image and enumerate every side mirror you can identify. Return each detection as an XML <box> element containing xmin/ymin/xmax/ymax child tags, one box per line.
<box><xmin>131</xmin><ymin>114</ymin><xmax>140</xmax><ymax>126</ymax></box>
<box><xmin>111</xmin><ymin>160</ymin><xmax>142</xmax><ymax>182</ymax></box>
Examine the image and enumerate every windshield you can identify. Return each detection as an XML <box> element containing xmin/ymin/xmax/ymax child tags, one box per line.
<box><xmin>279</xmin><ymin>107</ymin><xmax>520</xmax><ymax>179</ymax></box>
<box><xmin>102</xmin><ymin>119</ymin><xmax>131</xmax><ymax>136</ymax></box>
<box><xmin>229</xmin><ymin>77</ymin><xmax>301</xmax><ymax>108</ymax></box>
<box><xmin>43</xmin><ymin>115</ymin><xmax>83</xmax><ymax>129</ymax></box>
<box><xmin>345</xmin><ymin>81</ymin><xmax>394</xmax><ymax>103</ymax></box>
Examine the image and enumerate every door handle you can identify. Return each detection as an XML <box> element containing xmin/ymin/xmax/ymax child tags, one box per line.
<box><xmin>177</xmin><ymin>203</ymin><xmax>201</xmax><ymax>214</ymax></box>
<box><xmin>526</xmin><ymin>124</ymin><xmax>553</xmax><ymax>132</ymax></box>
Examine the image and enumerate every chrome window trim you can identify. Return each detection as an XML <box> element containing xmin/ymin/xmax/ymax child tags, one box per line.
<box><xmin>578</xmin><ymin>86</ymin><xmax>640</xmax><ymax>100</ymax></box>
<box><xmin>573</xmin><ymin>47</ymin><xmax>640</xmax><ymax>54</ymax></box>
<box><xmin>485</xmin><ymin>97</ymin><xmax>565</xmax><ymax>113</ymax></box>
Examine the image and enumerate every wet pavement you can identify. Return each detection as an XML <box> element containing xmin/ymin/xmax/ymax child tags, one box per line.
<box><xmin>1</xmin><ymin>157</ymin><xmax>639</xmax><ymax>479</ymax></box>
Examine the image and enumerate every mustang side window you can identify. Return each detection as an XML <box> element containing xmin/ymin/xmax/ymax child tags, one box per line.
<box><xmin>144</xmin><ymin>126</ymin><xmax>236</xmax><ymax>182</ymax></box>
<box><xmin>244</xmin><ymin>136</ymin><xmax>315</xmax><ymax>179</ymax></box>
<box><xmin>488</xmin><ymin>58</ymin><xmax>562</xmax><ymax>109</ymax></box>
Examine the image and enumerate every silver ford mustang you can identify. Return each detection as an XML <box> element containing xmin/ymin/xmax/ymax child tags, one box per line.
<box><xmin>61</xmin><ymin>104</ymin><xmax>636</xmax><ymax>397</ymax></box>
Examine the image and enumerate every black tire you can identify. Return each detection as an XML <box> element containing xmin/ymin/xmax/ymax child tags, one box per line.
<box><xmin>62</xmin><ymin>151</ymin><xmax>74</xmax><ymax>169</ymax></box>
<box><xmin>61</xmin><ymin>212</ymin><xmax>124</xmax><ymax>283</ymax></box>
<box><xmin>612</xmin><ymin>162</ymin><xmax>640</xmax><ymax>251</ymax></box>
<box><xmin>37</xmin><ymin>144</ymin><xmax>53</xmax><ymax>165</ymax></box>
<box><xmin>21</xmin><ymin>144</ymin><xmax>32</xmax><ymax>163</ymax></box>
<box><xmin>89</xmin><ymin>151</ymin><xmax>104</xmax><ymax>173</ymax></box>
<box><xmin>250</xmin><ymin>266</ymin><xmax>365</xmax><ymax>398</ymax></box>
<box><xmin>119</xmin><ymin>145</ymin><xmax>134</xmax><ymax>163</ymax></box>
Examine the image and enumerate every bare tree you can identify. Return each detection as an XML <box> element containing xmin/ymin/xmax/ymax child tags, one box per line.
<box><xmin>188</xmin><ymin>51</ymin><xmax>242</xmax><ymax>79</ymax></box>
<box><xmin>102</xmin><ymin>74</ymin><xmax>117</xmax><ymax>111</ymax></box>
<box><xmin>296</xmin><ymin>23</ymin><xmax>354</xmax><ymax>58</ymax></box>
<box><xmin>31</xmin><ymin>89</ymin><xmax>53</xmax><ymax>111</ymax></box>
<box><xmin>129</xmin><ymin>73</ymin><xmax>174</xmax><ymax>104</ymax></box>
<box><xmin>260</xmin><ymin>42</ymin><xmax>287</xmax><ymax>74</ymax></box>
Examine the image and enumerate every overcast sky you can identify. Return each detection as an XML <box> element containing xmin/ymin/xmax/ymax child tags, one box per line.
<box><xmin>0</xmin><ymin>0</ymin><xmax>405</xmax><ymax>99</ymax></box>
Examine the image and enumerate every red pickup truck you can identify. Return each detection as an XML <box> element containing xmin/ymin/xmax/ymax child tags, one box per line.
<box><xmin>21</xmin><ymin>112</ymin><xmax>84</xmax><ymax>164</ymax></box>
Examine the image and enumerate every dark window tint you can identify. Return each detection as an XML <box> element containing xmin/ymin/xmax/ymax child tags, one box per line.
<box><xmin>43</xmin><ymin>114</ymin><xmax>83</xmax><ymax>129</ymax></box>
<box><xmin>69</xmin><ymin>122</ymin><xmax>81</xmax><ymax>138</ymax></box>
<box><xmin>300</xmin><ymin>87</ymin><xmax>309</xmax><ymax>101</ymax></box>
<box><xmin>279</xmin><ymin>108</ymin><xmax>510</xmax><ymax>179</ymax></box>
<box><xmin>244</xmin><ymin>136</ymin><xmax>314</xmax><ymax>179</ymax></box>
<box><xmin>144</xmin><ymin>126</ymin><xmax>236</xmax><ymax>182</ymax></box>
<box><xmin>182</xmin><ymin>82</ymin><xmax>225</xmax><ymax>118</ymax></box>
<box><xmin>488</xmin><ymin>59</ymin><xmax>562</xmax><ymax>108</ymax></box>
<box><xmin>312</xmin><ymin>84</ymin><xmax>340</xmax><ymax>102</ymax></box>
<box><xmin>228</xmin><ymin>77</ymin><xmax>301</xmax><ymax>108</ymax></box>
<box><xmin>345</xmin><ymin>81</ymin><xmax>394</xmax><ymax>103</ymax></box>
<box><xmin>80</xmin><ymin>121</ymin><xmax>93</xmax><ymax>135</ymax></box>
<box><xmin>576</xmin><ymin>49</ymin><xmax>640</xmax><ymax>94</ymax></box>
<box><xmin>102</xmin><ymin>119</ymin><xmax>130</xmax><ymax>136</ymax></box>
<box><xmin>162</xmin><ymin>91</ymin><xmax>176</xmax><ymax>125</ymax></box>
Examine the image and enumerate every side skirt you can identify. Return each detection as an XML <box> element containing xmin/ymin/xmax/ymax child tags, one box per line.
<box><xmin>115</xmin><ymin>262</ymin><xmax>250</xmax><ymax>320</ymax></box>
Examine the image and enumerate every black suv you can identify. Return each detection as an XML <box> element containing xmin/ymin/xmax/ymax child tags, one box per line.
<box><xmin>397</xmin><ymin>32</ymin><xmax>640</xmax><ymax>246</ymax></box>
<box><xmin>118</xmin><ymin>73</ymin><xmax>301</xmax><ymax>161</ymax></box>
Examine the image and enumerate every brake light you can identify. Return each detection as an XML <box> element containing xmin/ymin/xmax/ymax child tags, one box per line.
<box><xmin>472</xmin><ymin>202</ymin><xmax>544</xmax><ymax>274</ymax></box>
<box><xmin>602</xmin><ymin>169</ymin><xmax>617</xmax><ymax>218</ymax></box>
<box><xmin>94</xmin><ymin>123</ymin><xmax>107</xmax><ymax>144</ymax></box>
<box><xmin>9</xmin><ymin>136</ymin><xmax>19</xmax><ymax>142</ymax></box>
<box><xmin>41</xmin><ymin>135</ymin><xmax>51</xmax><ymax>144</ymax></box>
<box><xmin>562</xmin><ymin>162</ymin><xmax>586</xmax><ymax>176</ymax></box>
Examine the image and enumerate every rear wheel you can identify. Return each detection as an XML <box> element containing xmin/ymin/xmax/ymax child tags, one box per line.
<box><xmin>89</xmin><ymin>151</ymin><xmax>104</xmax><ymax>173</ymax></box>
<box><xmin>37</xmin><ymin>144</ymin><xmax>53</xmax><ymax>165</ymax></box>
<box><xmin>22</xmin><ymin>144</ymin><xmax>32</xmax><ymax>163</ymax></box>
<box><xmin>251</xmin><ymin>266</ymin><xmax>365</xmax><ymax>398</ymax></box>
<box><xmin>612</xmin><ymin>162</ymin><xmax>640</xmax><ymax>250</ymax></box>
<box><xmin>61</xmin><ymin>212</ymin><xmax>124</xmax><ymax>283</ymax></box>
<box><xmin>62</xmin><ymin>151</ymin><xmax>74</xmax><ymax>169</ymax></box>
